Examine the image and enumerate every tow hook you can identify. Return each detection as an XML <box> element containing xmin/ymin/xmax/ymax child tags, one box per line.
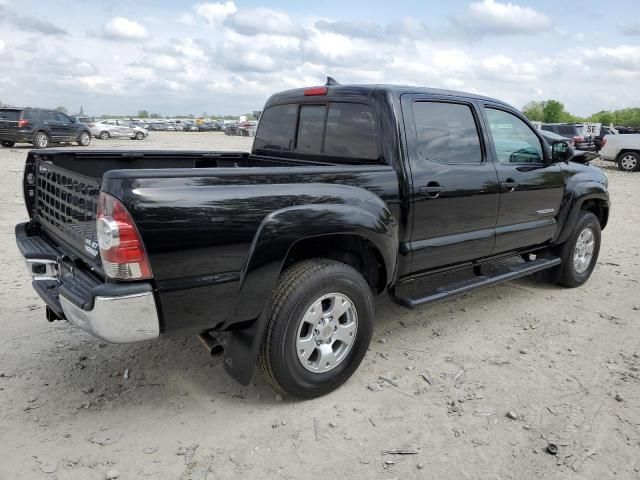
<box><xmin>197</xmin><ymin>331</ymin><xmax>225</xmax><ymax>356</ymax></box>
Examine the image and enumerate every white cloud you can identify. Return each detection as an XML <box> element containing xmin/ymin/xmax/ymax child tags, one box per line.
<box><xmin>0</xmin><ymin>39</ymin><xmax>5</xmax><ymax>54</ymax></box>
<box><xmin>194</xmin><ymin>1</ymin><xmax>237</xmax><ymax>24</ymax></box>
<box><xmin>456</xmin><ymin>0</ymin><xmax>551</xmax><ymax>35</ymax></box>
<box><xmin>225</xmin><ymin>7</ymin><xmax>306</xmax><ymax>38</ymax></box>
<box><xmin>136</xmin><ymin>54</ymin><xmax>184</xmax><ymax>72</ymax></box>
<box><xmin>102</xmin><ymin>17</ymin><xmax>148</xmax><ymax>40</ymax></box>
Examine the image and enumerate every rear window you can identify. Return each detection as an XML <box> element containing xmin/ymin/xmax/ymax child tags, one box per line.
<box><xmin>324</xmin><ymin>103</ymin><xmax>378</xmax><ymax>160</ymax></box>
<box><xmin>255</xmin><ymin>102</ymin><xmax>379</xmax><ymax>161</ymax></box>
<box><xmin>296</xmin><ymin>105</ymin><xmax>326</xmax><ymax>152</ymax></box>
<box><xmin>0</xmin><ymin>110</ymin><xmax>20</xmax><ymax>121</ymax></box>
<box><xmin>557</xmin><ymin>125</ymin><xmax>577</xmax><ymax>136</ymax></box>
<box><xmin>254</xmin><ymin>104</ymin><xmax>298</xmax><ymax>151</ymax></box>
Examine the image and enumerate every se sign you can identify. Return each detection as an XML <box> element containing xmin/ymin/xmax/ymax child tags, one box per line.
<box><xmin>582</xmin><ymin>123</ymin><xmax>601</xmax><ymax>137</ymax></box>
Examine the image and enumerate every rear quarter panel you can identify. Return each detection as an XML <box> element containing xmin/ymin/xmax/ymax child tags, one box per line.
<box><xmin>101</xmin><ymin>166</ymin><xmax>402</xmax><ymax>334</ymax></box>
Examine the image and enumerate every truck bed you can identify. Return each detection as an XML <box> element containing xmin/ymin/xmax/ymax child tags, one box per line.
<box><xmin>25</xmin><ymin>149</ymin><xmax>391</xmax><ymax>277</ymax></box>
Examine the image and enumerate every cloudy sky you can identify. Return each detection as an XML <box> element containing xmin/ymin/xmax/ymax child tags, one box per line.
<box><xmin>0</xmin><ymin>0</ymin><xmax>638</xmax><ymax>116</ymax></box>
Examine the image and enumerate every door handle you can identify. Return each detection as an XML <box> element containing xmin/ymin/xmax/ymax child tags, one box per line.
<box><xmin>500</xmin><ymin>179</ymin><xmax>519</xmax><ymax>192</ymax></box>
<box><xmin>419</xmin><ymin>183</ymin><xmax>444</xmax><ymax>198</ymax></box>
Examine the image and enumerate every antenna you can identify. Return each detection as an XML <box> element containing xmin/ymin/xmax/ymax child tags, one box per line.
<box><xmin>325</xmin><ymin>76</ymin><xmax>340</xmax><ymax>86</ymax></box>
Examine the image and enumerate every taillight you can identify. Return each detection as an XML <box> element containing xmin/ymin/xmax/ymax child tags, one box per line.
<box><xmin>601</xmin><ymin>138</ymin><xmax>607</xmax><ymax>148</ymax></box>
<box><xmin>304</xmin><ymin>86</ymin><xmax>328</xmax><ymax>96</ymax></box>
<box><xmin>96</xmin><ymin>192</ymin><xmax>152</xmax><ymax>280</ymax></box>
<box><xmin>88</xmin><ymin>123</ymin><xmax>95</xmax><ymax>127</ymax></box>
<box><xmin>18</xmin><ymin>119</ymin><xmax>29</xmax><ymax>128</ymax></box>
<box><xmin>573</xmin><ymin>135</ymin><xmax>584</xmax><ymax>143</ymax></box>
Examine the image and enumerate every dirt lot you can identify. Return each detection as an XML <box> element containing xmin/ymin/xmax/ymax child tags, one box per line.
<box><xmin>0</xmin><ymin>132</ymin><xmax>639</xmax><ymax>479</ymax></box>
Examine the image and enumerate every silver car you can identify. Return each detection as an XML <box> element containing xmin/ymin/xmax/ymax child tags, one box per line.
<box><xmin>91</xmin><ymin>120</ymin><xmax>148</xmax><ymax>140</ymax></box>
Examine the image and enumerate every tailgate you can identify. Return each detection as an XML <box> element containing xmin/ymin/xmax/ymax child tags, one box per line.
<box><xmin>0</xmin><ymin>109</ymin><xmax>20</xmax><ymax>133</ymax></box>
<box><xmin>33</xmin><ymin>156</ymin><xmax>102</xmax><ymax>265</ymax></box>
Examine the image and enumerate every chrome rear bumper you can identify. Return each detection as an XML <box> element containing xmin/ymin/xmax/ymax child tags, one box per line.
<box><xmin>17</xmin><ymin>222</ymin><xmax>160</xmax><ymax>344</ymax></box>
<box><xmin>60</xmin><ymin>292</ymin><xmax>160</xmax><ymax>343</ymax></box>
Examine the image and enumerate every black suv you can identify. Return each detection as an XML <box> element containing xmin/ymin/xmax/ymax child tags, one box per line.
<box><xmin>0</xmin><ymin>108</ymin><xmax>92</xmax><ymax>148</ymax></box>
<box><xmin>541</xmin><ymin>123</ymin><xmax>596</xmax><ymax>151</ymax></box>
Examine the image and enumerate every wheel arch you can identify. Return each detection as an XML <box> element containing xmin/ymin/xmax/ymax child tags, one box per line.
<box><xmin>555</xmin><ymin>185</ymin><xmax>609</xmax><ymax>245</ymax></box>
<box><xmin>222</xmin><ymin>202</ymin><xmax>398</xmax><ymax>385</ymax></box>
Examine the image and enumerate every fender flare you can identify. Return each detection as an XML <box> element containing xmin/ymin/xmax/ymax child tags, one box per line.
<box><xmin>223</xmin><ymin>202</ymin><xmax>398</xmax><ymax>385</ymax></box>
<box><xmin>554</xmin><ymin>182</ymin><xmax>609</xmax><ymax>245</ymax></box>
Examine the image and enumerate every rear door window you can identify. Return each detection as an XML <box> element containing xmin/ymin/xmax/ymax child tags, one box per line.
<box><xmin>324</xmin><ymin>103</ymin><xmax>378</xmax><ymax>160</ymax></box>
<box><xmin>412</xmin><ymin>101</ymin><xmax>482</xmax><ymax>164</ymax></box>
<box><xmin>254</xmin><ymin>104</ymin><xmax>298</xmax><ymax>151</ymax></box>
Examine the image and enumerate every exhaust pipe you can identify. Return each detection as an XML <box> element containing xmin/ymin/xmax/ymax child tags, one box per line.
<box><xmin>197</xmin><ymin>332</ymin><xmax>225</xmax><ymax>356</ymax></box>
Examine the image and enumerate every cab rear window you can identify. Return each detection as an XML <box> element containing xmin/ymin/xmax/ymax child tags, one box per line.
<box><xmin>255</xmin><ymin>102</ymin><xmax>379</xmax><ymax>161</ymax></box>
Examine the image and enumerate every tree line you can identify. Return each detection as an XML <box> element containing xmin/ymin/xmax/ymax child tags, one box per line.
<box><xmin>522</xmin><ymin>100</ymin><xmax>640</xmax><ymax>128</ymax></box>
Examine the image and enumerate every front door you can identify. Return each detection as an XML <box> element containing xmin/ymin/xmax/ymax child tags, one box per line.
<box><xmin>42</xmin><ymin>111</ymin><xmax>66</xmax><ymax>140</ymax></box>
<box><xmin>402</xmin><ymin>95</ymin><xmax>500</xmax><ymax>273</ymax></box>
<box><xmin>55</xmin><ymin>113</ymin><xmax>76</xmax><ymax>141</ymax></box>
<box><xmin>480</xmin><ymin>105</ymin><xmax>565</xmax><ymax>253</ymax></box>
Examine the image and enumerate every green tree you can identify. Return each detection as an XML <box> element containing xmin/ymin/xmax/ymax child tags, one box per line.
<box><xmin>542</xmin><ymin>100</ymin><xmax>564</xmax><ymax>123</ymax></box>
<box><xmin>522</xmin><ymin>101</ymin><xmax>545</xmax><ymax>121</ymax></box>
<box><xmin>149</xmin><ymin>112</ymin><xmax>162</xmax><ymax>119</ymax></box>
<box><xmin>138</xmin><ymin>110</ymin><xmax>149</xmax><ymax>118</ymax></box>
<box><xmin>55</xmin><ymin>106</ymin><xmax>68</xmax><ymax>114</ymax></box>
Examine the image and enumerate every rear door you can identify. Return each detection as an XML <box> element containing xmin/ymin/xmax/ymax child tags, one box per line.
<box><xmin>401</xmin><ymin>95</ymin><xmax>500</xmax><ymax>272</ymax></box>
<box><xmin>116</xmin><ymin>120</ymin><xmax>134</xmax><ymax>137</ymax></box>
<box><xmin>480</xmin><ymin>104</ymin><xmax>565</xmax><ymax>253</ymax></box>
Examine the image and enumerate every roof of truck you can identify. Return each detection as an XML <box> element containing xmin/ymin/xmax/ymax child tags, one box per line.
<box><xmin>269</xmin><ymin>83</ymin><xmax>512</xmax><ymax>108</ymax></box>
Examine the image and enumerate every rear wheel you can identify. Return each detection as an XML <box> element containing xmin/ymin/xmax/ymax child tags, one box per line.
<box><xmin>135</xmin><ymin>131</ymin><xmax>144</xmax><ymax>140</ymax></box>
<box><xmin>554</xmin><ymin>211</ymin><xmax>601</xmax><ymax>287</ymax></box>
<box><xmin>99</xmin><ymin>131</ymin><xmax>110</xmax><ymax>140</ymax></box>
<box><xmin>258</xmin><ymin>259</ymin><xmax>375</xmax><ymax>399</ymax></box>
<box><xmin>617</xmin><ymin>152</ymin><xmax>639</xmax><ymax>171</ymax></box>
<box><xmin>1</xmin><ymin>140</ymin><xmax>15</xmax><ymax>148</ymax></box>
<box><xmin>78</xmin><ymin>131</ymin><xmax>91</xmax><ymax>146</ymax></box>
<box><xmin>34</xmin><ymin>131</ymin><xmax>49</xmax><ymax>148</ymax></box>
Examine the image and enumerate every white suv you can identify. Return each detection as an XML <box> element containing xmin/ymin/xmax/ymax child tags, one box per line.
<box><xmin>599</xmin><ymin>134</ymin><xmax>640</xmax><ymax>171</ymax></box>
<box><xmin>91</xmin><ymin>119</ymin><xmax>148</xmax><ymax>140</ymax></box>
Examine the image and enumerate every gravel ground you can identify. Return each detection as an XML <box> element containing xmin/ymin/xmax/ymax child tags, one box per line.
<box><xmin>0</xmin><ymin>132</ymin><xmax>639</xmax><ymax>479</ymax></box>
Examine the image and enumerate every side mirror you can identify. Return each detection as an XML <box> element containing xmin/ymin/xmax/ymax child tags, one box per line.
<box><xmin>552</xmin><ymin>140</ymin><xmax>573</xmax><ymax>163</ymax></box>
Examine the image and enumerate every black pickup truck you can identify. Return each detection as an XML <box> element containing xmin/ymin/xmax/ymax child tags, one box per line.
<box><xmin>16</xmin><ymin>82</ymin><xmax>610</xmax><ymax>398</ymax></box>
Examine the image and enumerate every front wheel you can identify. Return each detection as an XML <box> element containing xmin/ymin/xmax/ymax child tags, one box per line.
<box><xmin>618</xmin><ymin>152</ymin><xmax>639</xmax><ymax>172</ymax></box>
<box><xmin>555</xmin><ymin>211</ymin><xmax>601</xmax><ymax>287</ymax></box>
<box><xmin>258</xmin><ymin>259</ymin><xmax>374</xmax><ymax>399</ymax></box>
<box><xmin>1</xmin><ymin>140</ymin><xmax>15</xmax><ymax>148</ymax></box>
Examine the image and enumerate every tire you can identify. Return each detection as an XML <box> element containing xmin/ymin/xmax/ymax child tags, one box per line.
<box><xmin>33</xmin><ymin>131</ymin><xmax>49</xmax><ymax>148</ymax></box>
<box><xmin>78</xmin><ymin>131</ymin><xmax>91</xmax><ymax>146</ymax></box>
<box><xmin>617</xmin><ymin>151</ymin><xmax>639</xmax><ymax>172</ymax></box>
<box><xmin>1</xmin><ymin>140</ymin><xmax>15</xmax><ymax>148</ymax></box>
<box><xmin>258</xmin><ymin>259</ymin><xmax>375</xmax><ymax>399</ymax></box>
<box><xmin>554</xmin><ymin>211</ymin><xmax>601</xmax><ymax>287</ymax></box>
<box><xmin>99</xmin><ymin>131</ymin><xmax>110</xmax><ymax>140</ymax></box>
<box><xmin>135</xmin><ymin>132</ymin><xmax>144</xmax><ymax>140</ymax></box>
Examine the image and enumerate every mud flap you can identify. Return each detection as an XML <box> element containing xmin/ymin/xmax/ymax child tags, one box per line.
<box><xmin>222</xmin><ymin>309</ymin><xmax>270</xmax><ymax>385</ymax></box>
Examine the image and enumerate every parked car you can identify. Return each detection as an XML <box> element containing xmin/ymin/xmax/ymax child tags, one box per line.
<box><xmin>91</xmin><ymin>120</ymin><xmax>148</xmax><ymax>140</ymax></box>
<box><xmin>16</xmin><ymin>82</ymin><xmax>609</xmax><ymax>398</ymax></box>
<box><xmin>599</xmin><ymin>133</ymin><xmax>640</xmax><ymax>171</ymax></box>
<box><xmin>73</xmin><ymin>116</ymin><xmax>95</xmax><ymax>125</ymax></box>
<box><xmin>540</xmin><ymin>130</ymin><xmax>597</xmax><ymax>164</ymax></box>
<box><xmin>541</xmin><ymin>123</ymin><xmax>596</xmax><ymax>151</ymax></box>
<box><xmin>0</xmin><ymin>107</ymin><xmax>91</xmax><ymax>148</ymax></box>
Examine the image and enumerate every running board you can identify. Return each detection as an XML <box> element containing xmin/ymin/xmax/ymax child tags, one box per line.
<box><xmin>391</xmin><ymin>257</ymin><xmax>561</xmax><ymax>309</ymax></box>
